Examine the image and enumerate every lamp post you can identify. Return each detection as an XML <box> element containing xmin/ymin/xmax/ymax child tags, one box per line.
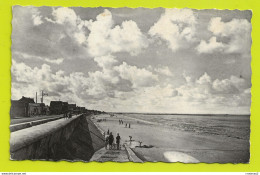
<box><xmin>41</xmin><ymin>91</ymin><xmax>48</xmax><ymax>116</ymax></box>
<box><xmin>41</xmin><ymin>90</ymin><xmax>48</xmax><ymax>103</ymax></box>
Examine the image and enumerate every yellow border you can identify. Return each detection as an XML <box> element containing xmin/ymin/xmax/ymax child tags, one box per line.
<box><xmin>0</xmin><ymin>0</ymin><xmax>259</xmax><ymax>172</ymax></box>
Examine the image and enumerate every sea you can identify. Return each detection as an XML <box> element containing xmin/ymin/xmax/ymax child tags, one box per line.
<box><xmin>124</xmin><ymin>113</ymin><xmax>250</xmax><ymax>141</ymax></box>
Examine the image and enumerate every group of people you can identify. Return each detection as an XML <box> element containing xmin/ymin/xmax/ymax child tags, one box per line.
<box><xmin>101</xmin><ymin>117</ymin><xmax>133</xmax><ymax>151</ymax></box>
<box><xmin>125</xmin><ymin>123</ymin><xmax>131</xmax><ymax>128</ymax></box>
<box><xmin>97</xmin><ymin>118</ymin><xmax>106</xmax><ymax>122</ymax></box>
<box><xmin>119</xmin><ymin>119</ymin><xmax>131</xmax><ymax>128</ymax></box>
<box><xmin>105</xmin><ymin>130</ymin><xmax>121</xmax><ymax>150</ymax></box>
<box><xmin>119</xmin><ymin>119</ymin><xmax>124</xmax><ymax>125</ymax></box>
<box><xmin>63</xmin><ymin>112</ymin><xmax>72</xmax><ymax>119</ymax></box>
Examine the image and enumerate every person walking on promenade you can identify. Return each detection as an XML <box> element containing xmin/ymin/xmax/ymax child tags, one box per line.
<box><xmin>63</xmin><ymin>113</ymin><xmax>66</xmax><ymax>119</ymax></box>
<box><xmin>129</xmin><ymin>123</ymin><xmax>131</xmax><ymax>128</ymax></box>
<box><xmin>108</xmin><ymin>132</ymin><xmax>114</xmax><ymax>150</ymax></box>
<box><xmin>105</xmin><ymin>135</ymin><xmax>109</xmax><ymax>150</ymax></box>
<box><xmin>125</xmin><ymin>123</ymin><xmax>127</xmax><ymax>128</ymax></box>
<box><xmin>116</xmin><ymin>133</ymin><xmax>121</xmax><ymax>150</ymax></box>
<box><xmin>107</xmin><ymin>129</ymin><xmax>110</xmax><ymax>135</ymax></box>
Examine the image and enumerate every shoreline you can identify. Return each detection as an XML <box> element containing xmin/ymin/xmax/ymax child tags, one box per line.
<box><xmin>110</xmin><ymin>112</ymin><xmax>250</xmax><ymax>116</ymax></box>
<box><xmin>92</xmin><ymin>113</ymin><xmax>250</xmax><ymax>163</ymax></box>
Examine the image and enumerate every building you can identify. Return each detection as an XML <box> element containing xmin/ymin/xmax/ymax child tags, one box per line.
<box><xmin>80</xmin><ymin>107</ymin><xmax>85</xmax><ymax>113</ymax></box>
<box><xmin>28</xmin><ymin>103</ymin><xmax>46</xmax><ymax>117</ymax></box>
<box><xmin>74</xmin><ymin>106</ymin><xmax>81</xmax><ymax>114</ymax></box>
<box><xmin>68</xmin><ymin>104</ymin><xmax>76</xmax><ymax>113</ymax></box>
<box><xmin>50</xmin><ymin>101</ymin><xmax>63</xmax><ymax>115</ymax></box>
<box><xmin>45</xmin><ymin>105</ymin><xmax>50</xmax><ymax>115</ymax></box>
<box><xmin>62</xmin><ymin>102</ymin><xmax>69</xmax><ymax>113</ymax></box>
<box><xmin>19</xmin><ymin>96</ymin><xmax>35</xmax><ymax>104</ymax></box>
<box><xmin>10</xmin><ymin>100</ymin><xmax>27</xmax><ymax>118</ymax></box>
<box><xmin>10</xmin><ymin>96</ymin><xmax>35</xmax><ymax>118</ymax></box>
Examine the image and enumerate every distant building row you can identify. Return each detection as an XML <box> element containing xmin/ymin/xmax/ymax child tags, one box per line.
<box><xmin>10</xmin><ymin>96</ymin><xmax>102</xmax><ymax>119</ymax></box>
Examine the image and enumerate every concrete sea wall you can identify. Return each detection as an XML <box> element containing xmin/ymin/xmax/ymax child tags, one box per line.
<box><xmin>10</xmin><ymin>114</ymin><xmax>105</xmax><ymax>161</ymax></box>
<box><xmin>10</xmin><ymin>116</ymin><xmax>64</xmax><ymax>132</ymax></box>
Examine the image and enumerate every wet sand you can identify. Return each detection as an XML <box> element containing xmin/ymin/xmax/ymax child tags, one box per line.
<box><xmin>92</xmin><ymin>114</ymin><xmax>249</xmax><ymax>163</ymax></box>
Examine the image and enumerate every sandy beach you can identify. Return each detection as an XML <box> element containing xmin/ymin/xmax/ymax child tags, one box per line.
<box><xmin>92</xmin><ymin>113</ymin><xmax>250</xmax><ymax>163</ymax></box>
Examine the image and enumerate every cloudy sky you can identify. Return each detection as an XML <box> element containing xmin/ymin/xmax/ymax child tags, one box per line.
<box><xmin>11</xmin><ymin>6</ymin><xmax>252</xmax><ymax>114</ymax></box>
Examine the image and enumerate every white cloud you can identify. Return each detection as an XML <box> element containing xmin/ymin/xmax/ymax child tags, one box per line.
<box><xmin>45</xmin><ymin>58</ymin><xmax>64</xmax><ymax>64</ymax></box>
<box><xmin>47</xmin><ymin>7</ymin><xmax>88</xmax><ymax>45</ymax></box>
<box><xmin>175</xmin><ymin>72</ymin><xmax>250</xmax><ymax>110</ymax></box>
<box><xmin>149</xmin><ymin>8</ymin><xmax>197</xmax><ymax>52</ymax></box>
<box><xmin>32</xmin><ymin>14</ymin><xmax>43</xmax><ymax>26</ymax></box>
<box><xmin>230</xmin><ymin>75</ymin><xmax>247</xmax><ymax>90</ymax></box>
<box><xmin>106</xmin><ymin>71</ymin><xmax>250</xmax><ymax>114</ymax></box>
<box><xmin>196</xmin><ymin>37</ymin><xmax>224</xmax><ymax>54</ymax></box>
<box><xmin>102</xmin><ymin>72</ymin><xmax>250</xmax><ymax>114</ymax></box>
<box><xmin>88</xmin><ymin>56</ymin><xmax>160</xmax><ymax>97</ymax></box>
<box><xmin>209</xmin><ymin>17</ymin><xmax>250</xmax><ymax>37</ymax></box>
<box><xmin>31</xmin><ymin>8</ymin><xmax>43</xmax><ymax>26</ymax></box>
<box><xmin>74</xmin><ymin>32</ymin><xmax>87</xmax><ymax>44</ymax></box>
<box><xmin>13</xmin><ymin>52</ymin><xmax>64</xmax><ymax>65</ymax></box>
<box><xmin>11</xmin><ymin>7</ymin><xmax>252</xmax><ymax>114</ymax></box>
<box><xmin>52</xmin><ymin>7</ymin><xmax>78</xmax><ymax>26</ymax></box>
<box><xmin>213</xmin><ymin>78</ymin><xmax>239</xmax><ymax>94</ymax></box>
<box><xmin>85</xmin><ymin>9</ymin><xmax>149</xmax><ymax>57</ymax></box>
<box><xmin>11</xmin><ymin>60</ymin><xmax>251</xmax><ymax>114</ymax></box>
<box><xmin>48</xmin><ymin>8</ymin><xmax>149</xmax><ymax>57</ymax></box>
<box><xmin>12</xmin><ymin>60</ymin><xmax>53</xmax><ymax>84</ymax></box>
<box><xmin>45</xmin><ymin>17</ymin><xmax>55</xmax><ymax>23</ymax></box>
<box><xmin>83</xmin><ymin>55</ymin><xmax>160</xmax><ymax>99</ymax></box>
<box><xmin>114</xmin><ymin>62</ymin><xmax>158</xmax><ymax>88</ymax></box>
<box><xmin>196</xmin><ymin>72</ymin><xmax>211</xmax><ymax>85</ymax></box>
<box><xmin>183</xmin><ymin>72</ymin><xmax>192</xmax><ymax>83</ymax></box>
<box><xmin>207</xmin><ymin>17</ymin><xmax>251</xmax><ymax>54</ymax></box>
<box><xmin>94</xmin><ymin>55</ymin><xmax>118</xmax><ymax>69</ymax></box>
<box><xmin>154</xmin><ymin>66</ymin><xmax>173</xmax><ymax>76</ymax></box>
<box><xmin>11</xmin><ymin>60</ymin><xmax>92</xmax><ymax>106</ymax></box>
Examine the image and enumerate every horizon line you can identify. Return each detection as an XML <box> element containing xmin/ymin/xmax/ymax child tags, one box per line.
<box><xmin>105</xmin><ymin>111</ymin><xmax>250</xmax><ymax>116</ymax></box>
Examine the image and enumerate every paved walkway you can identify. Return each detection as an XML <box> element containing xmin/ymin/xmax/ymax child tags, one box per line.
<box><xmin>90</xmin><ymin>147</ymin><xmax>129</xmax><ymax>162</ymax></box>
<box><xmin>11</xmin><ymin>114</ymin><xmax>63</xmax><ymax>125</ymax></box>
